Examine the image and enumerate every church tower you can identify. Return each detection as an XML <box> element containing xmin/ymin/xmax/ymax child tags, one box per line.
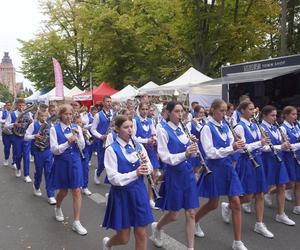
<box><xmin>0</xmin><ymin>52</ymin><xmax>16</xmax><ymax>97</ymax></box>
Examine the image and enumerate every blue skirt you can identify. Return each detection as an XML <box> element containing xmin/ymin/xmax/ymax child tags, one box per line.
<box><xmin>51</xmin><ymin>153</ymin><xmax>83</xmax><ymax>189</ymax></box>
<box><xmin>262</xmin><ymin>151</ymin><xmax>289</xmax><ymax>185</ymax></box>
<box><xmin>145</xmin><ymin>146</ymin><xmax>160</xmax><ymax>169</ymax></box>
<box><xmin>102</xmin><ymin>180</ymin><xmax>153</xmax><ymax>230</ymax></box>
<box><xmin>282</xmin><ymin>151</ymin><xmax>300</xmax><ymax>182</ymax></box>
<box><xmin>198</xmin><ymin>157</ymin><xmax>244</xmax><ymax>198</ymax></box>
<box><xmin>155</xmin><ymin>160</ymin><xmax>199</xmax><ymax>211</ymax></box>
<box><xmin>236</xmin><ymin>153</ymin><xmax>268</xmax><ymax>194</ymax></box>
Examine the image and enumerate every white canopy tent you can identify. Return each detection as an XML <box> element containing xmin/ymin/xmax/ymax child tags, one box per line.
<box><xmin>38</xmin><ymin>86</ymin><xmax>72</xmax><ymax>102</ymax></box>
<box><xmin>144</xmin><ymin>67</ymin><xmax>213</xmax><ymax>96</ymax></box>
<box><xmin>189</xmin><ymin>83</ymin><xmax>222</xmax><ymax>108</ymax></box>
<box><xmin>25</xmin><ymin>91</ymin><xmax>42</xmax><ymax>102</ymax></box>
<box><xmin>138</xmin><ymin>81</ymin><xmax>159</xmax><ymax>94</ymax></box>
<box><xmin>69</xmin><ymin>86</ymin><xmax>84</xmax><ymax>97</ymax></box>
<box><xmin>111</xmin><ymin>85</ymin><xmax>138</xmax><ymax>102</ymax></box>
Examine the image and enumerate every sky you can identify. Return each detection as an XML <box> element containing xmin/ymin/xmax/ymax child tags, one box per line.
<box><xmin>0</xmin><ymin>0</ymin><xmax>43</xmax><ymax>91</ymax></box>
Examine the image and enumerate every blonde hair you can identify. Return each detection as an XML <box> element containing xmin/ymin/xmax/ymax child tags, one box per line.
<box><xmin>58</xmin><ymin>104</ymin><xmax>73</xmax><ymax>120</ymax></box>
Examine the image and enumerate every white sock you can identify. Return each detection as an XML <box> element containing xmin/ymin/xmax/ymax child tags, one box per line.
<box><xmin>233</xmin><ymin>240</ymin><xmax>242</xmax><ymax>245</ymax></box>
<box><xmin>187</xmin><ymin>248</ymin><xmax>194</xmax><ymax>250</ymax></box>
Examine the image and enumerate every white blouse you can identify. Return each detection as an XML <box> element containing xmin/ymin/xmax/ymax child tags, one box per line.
<box><xmin>90</xmin><ymin>109</ymin><xmax>113</xmax><ymax>139</ymax></box>
<box><xmin>133</xmin><ymin>116</ymin><xmax>156</xmax><ymax>144</ymax></box>
<box><xmin>50</xmin><ymin>122</ymin><xmax>85</xmax><ymax>155</ymax></box>
<box><xmin>280</xmin><ymin>120</ymin><xmax>300</xmax><ymax>151</ymax></box>
<box><xmin>104</xmin><ymin>137</ymin><xmax>153</xmax><ymax>186</ymax></box>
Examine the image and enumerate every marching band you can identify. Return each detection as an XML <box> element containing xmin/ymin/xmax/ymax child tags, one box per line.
<box><xmin>2</xmin><ymin>95</ymin><xmax>300</xmax><ymax>250</ymax></box>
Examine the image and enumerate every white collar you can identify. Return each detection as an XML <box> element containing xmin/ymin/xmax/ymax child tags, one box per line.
<box><xmin>60</xmin><ymin>122</ymin><xmax>72</xmax><ymax>131</ymax></box>
<box><xmin>167</xmin><ymin>121</ymin><xmax>181</xmax><ymax>130</ymax></box>
<box><xmin>283</xmin><ymin>120</ymin><xmax>294</xmax><ymax>128</ymax></box>
<box><xmin>116</xmin><ymin>136</ymin><xmax>134</xmax><ymax>148</ymax></box>
<box><xmin>262</xmin><ymin>120</ymin><xmax>272</xmax><ymax>128</ymax></box>
<box><xmin>139</xmin><ymin>116</ymin><xmax>147</xmax><ymax>121</ymax></box>
<box><xmin>240</xmin><ymin>117</ymin><xmax>251</xmax><ymax>126</ymax></box>
<box><xmin>210</xmin><ymin>117</ymin><xmax>222</xmax><ymax>127</ymax></box>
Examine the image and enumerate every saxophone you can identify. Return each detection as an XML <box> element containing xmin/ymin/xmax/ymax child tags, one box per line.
<box><xmin>34</xmin><ymin>119</ymin><xmax>51</xmax><ymax>151</ymax></box>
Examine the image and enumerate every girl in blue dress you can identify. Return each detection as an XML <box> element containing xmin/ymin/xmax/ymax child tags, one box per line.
<box><xmin>195</xmin><ymin>99</ymin><xmax>247</xmax><ymax>250</ymax></box>
<box><xmin>102</xmin><ymin>115</ymin><xmax>153</xmax><ymax>250</ymax></box>
<box><xmin>151</xmin><ymin>101</ymin><xmax>199</xmax><ymax>250</ymax></box>
<box><xmin>279</xmin><ymin>106</ymin><xmax>300</xmax><ymax>215</ymax></box>
<box><xmin>260</xmin><ymin>105</ymin><xmax>295</xmax><ymax>226</ymax></box>
<box><xmin>133</xmin><ymin>103</ymin><xmax>160</xmax><ymax>209</ymax></box>
<box><xmin>234</xmin><ymin>100</ymin><xmax>273</xmax><ymax>238</ymax></box>
<box><xmin>50</xmin><ymin>104</ymin><xmax>87</xmax><ymax>236</ymax></box>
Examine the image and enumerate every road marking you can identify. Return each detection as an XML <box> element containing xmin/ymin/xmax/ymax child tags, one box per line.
<box><xmin>88</xmin><ymin>193</ymin><xmax>106</xmax><ymax>204</ymax></box>
<box><xmin>149</xmin><ymin>231</ymin><xmax>187</xmax><ymax>250</ymax></box>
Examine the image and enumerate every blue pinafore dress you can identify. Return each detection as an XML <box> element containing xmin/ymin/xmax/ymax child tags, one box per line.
<box><xmin>198</xmin><ymin>122</ymin><xmax>244</xmax><ymax>198</ymax></box>
<box><xmin>190</xmin><ymin>119</ymin><xmax>206</xmax><ymax>168</ymax></box>
<box><xmin>102</xmin><ymin>141</ymin><xmax>154</xmax><ymax>230</ymax></box>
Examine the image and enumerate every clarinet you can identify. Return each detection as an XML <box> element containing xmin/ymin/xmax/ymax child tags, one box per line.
<box><xmin>252</xmin><ymin>116</ymin><xmax>282</xmax><ymax>163</ymax></box>
<box><xmin>223</xmin><ymin>119</ymin><xmax>260</xmax><ymax>168</ymax></box>
<box><xmin>130</xmin><ymin>136</ymin><xmax>162</xmax><ymax>201</ymax></box>
<box><xmin>71</xmin><ymin>127</ymin><xmax>86</xmax><ymax>160</ymax></box>
<box><xmin>179</xmin><ymin>120</ymin><xmax>212</xmax><ymax>175</ymax></box>
<box><xmin>275</xmin><ymin>121</ymin><xmax>300</xmax><ymax>166</ymax></box>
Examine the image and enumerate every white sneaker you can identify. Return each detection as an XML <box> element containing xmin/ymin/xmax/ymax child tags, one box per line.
<box><xmin>72</xmin><ymin>220</ymin><xmax>87</xmax><ymax>235</ymax></box>
<box><xmin>285</xmin><ymin>189</ymin><xmax>293</xmax><ymax>201</ymax></box>
<box><xmin>275</xmin><ymin>213</ymin><xmax>296</xmax><ymax>226</ymax></box>
<box><xmin>15</xmin><ymin>169</ymin><xmax>21</xmax><ymax>178</ymax></box>
<box><xmin>221</xmin><ymin>202</ymin><xmax>231</xmax><ymax>223</ymax></box>
<box><xmin>150</xmin><ymin>199</ymin><xmax>159</xmax><ymax>210</ymax></box>
<box><xmin>94</xmin><ymin>169</ymin><xmax>100</xmax><ymax>185</ymax></box>
<box><xmin>24</xmin><ymin>176</ymin><xmax>32</xmax><ymax>183</ymax></box>
<box><xmin>33</xmin><ymin>185</ymin><xmax>42</xmax><ymax>197</ymax></box>
<box><xmin>292</xmin><ymin>206</ymin><xmax>300</xmax><ymax>215</ymax></box>
<box><xmin>94</xmin><ymin>151</ymin><xmax>97</xmax><ymax>156</ymax></box>
<box><xmin>105</xmin><ymin>193</ymin><xmax>109</xmax><ymax>206</ymax></box>
<box><xmin>82</xmin><ymin>188</ymin><xmax>92</xmax><ymax>196</ymax></box>
<box><xmin>232</xmin><ymin>240</ymin><xmax>248</xmax><ymax>250</ymax></box>
<box><xmin>102</xmin><ymin>237</ymin><xmax>111</xmax><ymax>250</ymax></box>
<box><xmin>254</xmin><ymin>222</ymin><xmax>274</xmax><ymax>238</ymax></box>
<box><xmin>264</xmin><ymin>193</ymin><xmax>272</xmax><ymax>207</ymax></box>
<box><xmin>3</xmin><ymin>160</ymin><xmax>9</xmax><ymax>166</ymax></box>
<box><xmin>30</xmin><ymin>155</ymin><xmax>34</xmax><ymax>162</ymax></box>
<box><xmin>194</xmin><ymin>222</ymin><xmax>205</xmax><ymax>237</ymax></box>
<box><xmin>48</xmin><ymin>197</ymin><xmax>57</xmax><ymax>205</ymax></box>
<box><xmin>242</xmin><ymin>202</ymin><xmax>251</xmax><ymax>214</ymax></box>
<box><xmin>88</xmin><ymin>161</ymin><xmax>92</xmax><ymax>166</ymax></box>
<box><xmin>11</xmin><ymin>163</ymin><xmax>17</xmax><ymax>170</ymax></box>
<box><xmin>54</xmin><ymin>207</ymin><xmax>64</xmax><ymax>222</ymax></box>
<box><xmin>151</xmin><ymin>222</ymin><xmax>163</xmax><ymax>247</ymax></box>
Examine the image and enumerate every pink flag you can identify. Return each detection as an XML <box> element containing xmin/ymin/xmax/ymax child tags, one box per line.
<box><xmin>52</xmin><ymin>58</ymin><xmax>64</xmax><ymax>97</ymax></box>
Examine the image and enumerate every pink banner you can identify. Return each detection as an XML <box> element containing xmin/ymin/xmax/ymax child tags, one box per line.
<box><xmin>52</xmin><ymin>58</ymin><xmax>64</xmax><ymax>97</ymax></box>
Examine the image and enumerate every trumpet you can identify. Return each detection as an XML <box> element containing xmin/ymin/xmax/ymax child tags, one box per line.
<box><xmin>131</xmin><ymin>136</ymin><xmax>162</xmax><ymax>201</ymax></box>
<box><xmin>82</xmin><ymin>127</ymin><xmax>94</xmax><ymax>144</ymax></box>
<box><xmin>179</xmin><ymin>120</ymin><xmax>212</xmax><ymax>176</ymax></box>
<box><xmin>252</xmin><ymin>116</ymin><xmax>282</xmax><ymax>163</ymax></box>
<box><xmin>275</xmin><ymin>121</ymin><xmax>300</xmax><ymax>165</ymax></box>
<box><xmin>71</xmin><ymin>128</ymin><xmax>86</xmax><ymax>160</ymax></box>
<box><xmin>223</xmin><ymin>118</ymin><xmax>260</xmax><ymax>168</ymax></box>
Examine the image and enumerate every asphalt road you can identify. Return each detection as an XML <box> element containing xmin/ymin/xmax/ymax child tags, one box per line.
<box><xmin>0</xmin><ymin>143</ymin><xmax>300</xmax><ymax>250</ymax></box>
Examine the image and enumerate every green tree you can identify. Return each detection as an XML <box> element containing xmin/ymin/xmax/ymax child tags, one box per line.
<box><xmin>0</xmin><ymin>84</ymin><xmax>14</xmax><ymax>102</ymax></box>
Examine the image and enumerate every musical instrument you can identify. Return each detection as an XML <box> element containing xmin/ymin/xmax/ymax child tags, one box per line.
<box><xmin>34</xmin><ymin>119</ymin><xmax>51</xmax><ymax>151</ymax></box>
<box><xmin>275</xmin><ymin>121</ymin><xmax>300</xmax><ymax>165</ymax></box>
<box><xmin>82</xmin><ymin>127</ymin><xmax>94</xmax><ymax>144</ymax></box>
<box><xmin>252</xmin><ymin>116</ymin><xmax>282</xmax><ymax>163</ymax></box>
<box><xmin>71</xmin><ymin>127</ymin><xmax>86</xmax><ymax>160</ymax></box>
<box><xmin>13</xmin><ymin>104</ymin><xmax>38</xmax><ymax>136</ymax></box>
<box><xmin>180</xmin><ymin>120</ymin><xmax>212</xmax><ymax>175</ymax></box>
<box><xmin>223</xmin><ymin>118</ymin><xmax>260</xmax><ymax>168</ymax></box>
<box><xmin>102</xmin><ymin>110</ymin><xmax>114</xmax><ymax>148</ymax></box>
<box><xmin>46</xmin><ymin>114</ymin><xmax>59</xmax><ymax>126</ymax></box>
<box><xmin>2</xmin><ymin>110</ymin><xmax>13</xmax><ymax>135</ymax></box>
<box><xmin>131</xmin><ymin>136</ymin><xmax>162</xmax><ymax>201</ymax></box>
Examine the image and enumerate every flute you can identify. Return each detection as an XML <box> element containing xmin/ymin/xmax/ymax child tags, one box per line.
<box><xmin>275</xmin><ymin>121</ymin><xmax>300</xmax><ymax>166</ymax></box>
<box><xmin>71</xmin><ymin>128</ymin><xmax>86</xmax><ymax>160</ymax></box>
<box><xmin>130</xmin><ymin>136</ymin><xmax>162</xmax><ymax>201</ymax></box>
<box><xmin>179</xmin><ymin>120</ymin><xmax>212</xmax><ymax>176</ymax></box>
<box><xmin>252</xmin><ymin>116</ymin><xmax>282</xmax><ymax>163</ymax></box>
<box><xmin>223</xmin><ymin>119</ymin><xmax>260</xmax><ymax>168</ymax></box>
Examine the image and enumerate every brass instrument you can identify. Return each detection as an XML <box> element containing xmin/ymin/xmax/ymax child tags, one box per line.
<box><xmin>34</xmin><ymin>119</ymin><xmax>50</xmax><ymax>151</ymax></box>
<box><xmin>252</xmin><ymin>116</ymin><xmax>282</xmax><ymax>163</ymax></box>
<box><xmin>131</xmin><ymin>136</ymin><xmax>162</xmax><ymax>201</ymax></box>
<box><xmin>71</xmin><ymin>127</ymin><xmax>86</xmax><ymax>160</ymax></box>
<box><xmin>223</xmin><ymin>118</ymin><xmax>260</xmax><ymax>168</ymax></box>
<box><xmin>275</xmin><ymin>121</ymin><xmax>300</xmax><ymax>165</ymax></box>
<box><xmin>180</xmin><ymin>120</ymin><xmax>212</xmax><ymax>175</ymax></box>
<box><xmin>13</xmin><ymin>104</ymin><xmax>38</xmax><ymax>136</ymax></box>
<box><xmin>102</xmin><ymin>110</ymin><xmax>115</xmax><ymax>148</ymax></box>
<box><xmin>82</xmin><ymin>127</ymin><xmax>94</xmax><ymax>144</ymax></box>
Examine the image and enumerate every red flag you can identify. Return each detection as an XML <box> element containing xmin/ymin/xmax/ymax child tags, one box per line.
<box><xmin>52</xmin><ymin>58</ymin><xmax>64</xmax><ymax>98</ymax></box>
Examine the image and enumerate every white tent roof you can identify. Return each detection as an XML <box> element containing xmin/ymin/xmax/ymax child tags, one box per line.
<box><xmin>144</xmin><ymin>67</ymin><xmax>213</xmax><ymax>95</ymax></box>
<box><xmin>138</xmin><ymin>81</ymin><xmax>159</xmax><ymax>94</ymax></box>
<box><xmin>69</xmin><ymin>86</ymin><xmax>84</xmax><ymax>96</ymax></box>
<box><xmin>111</xmin><ymin>85</ymin><xmax>138</xmax><ymax>102</ymax></box>
<box><xmin>25</xmin><ymin>91</ymin><xmax>42</xmax><ymax>102</ymax></box>
<box><xmin>38</xmin><ymin>86</ymin><xmax>72</xmax><ymax>101</ymax></box>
